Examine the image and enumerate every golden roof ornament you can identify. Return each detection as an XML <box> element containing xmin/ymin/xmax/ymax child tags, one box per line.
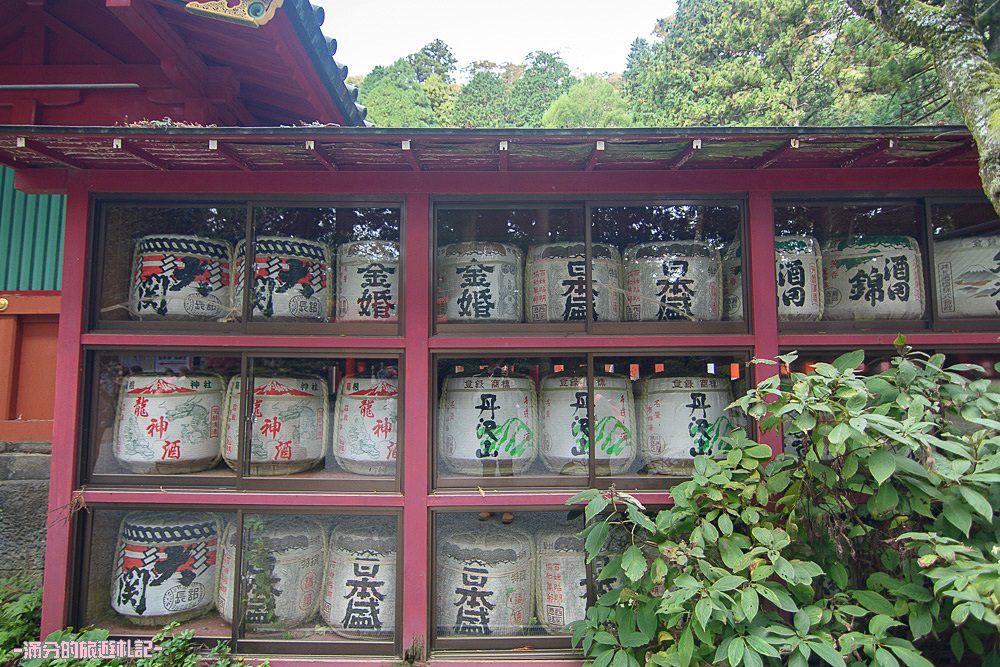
<box><xmin>183</xmin><ymin>0</ymin><xmax>284</xmax><ymax>28</ymax></box>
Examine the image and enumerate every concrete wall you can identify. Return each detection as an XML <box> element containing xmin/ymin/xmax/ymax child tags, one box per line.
<box><xmin>0</xmin><ymin>442</ymin><xmax>50</xmax><ymax>580</ymax></box>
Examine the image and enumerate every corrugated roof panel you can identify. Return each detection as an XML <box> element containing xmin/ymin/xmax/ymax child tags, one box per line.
<box><xmin>0</xmin><ymin>166</ymin><xmax>64</xmax><ymax>290</ymax></box>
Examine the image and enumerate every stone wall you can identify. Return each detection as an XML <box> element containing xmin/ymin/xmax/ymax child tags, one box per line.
<box><xmin>0</xmin><ymin>442</ymin><xmax>51</xmax><ymax>580</ymax></box>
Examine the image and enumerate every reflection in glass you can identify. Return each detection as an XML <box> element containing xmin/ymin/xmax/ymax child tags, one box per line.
<box><xmin>215</xmin><ymin>514</ymin><xmax>398</xmax><ymax>642</ymax></box>
<box><xmin>332</xmin><ymin>375</ymin><xmax>399</xmax><ymax>476</ymax></box>
<box><xmin>932</xmin><ymin>201</ymin><xmax>1000</xmax><ymax>319</ymax></box>
<box><xmin>593</xmin><ymin>357</ymin><xmax>747</xmax><ymax>478</ymax></box>
<box><xmin>438</xmin><ymin>242</ymin><xmax>524</xmax><ymax>323</ymax></box>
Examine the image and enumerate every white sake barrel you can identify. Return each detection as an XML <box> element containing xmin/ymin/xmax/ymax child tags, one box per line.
<box><xmin>332</xmin><ymin>376</ymin><xmax>398</xmax><ymax>476</ymax></box>
<box><xmin>438</xmin><ymin>374</ymin><xmax>538</xmax><ymax>476</ymax></box>
<box><xmin>336</xmin><ymin>241</ymin><xmax>400</xmax><ymax>322</ymax></box>
<box><xmin>638</xmin><ymin>375</ymin><xmax>735</xmax><ymax>475</ymax></box>
<box><xmin>535</xmin><ymin>527</ymin><xmax>586</xmax><ymax>634</ymax></box>
<box><xmin>721</xmin><ymin>242</ymin><xmax>743</xmax><ymax>322</ymax></box>
<box><xmin>438</xmin><ymin>242</ymin><xmax>523</xmax><ymax>323</ymax></box>
<box><xmin>111</xmin><ymin>512</ymin><xmax>222</xmax><ymax>625</ymax></box>
<box><xmin>322</xmin><ymin>518</ymin><xmax>396</xmax><ymax>639</ymax></box>
<box><xmin>933</xmin><ymin>236</ymin><xmax>1000</xmax><ymax>319</ymax></box>
<box><xmin>234</xmin><ymin>237</ymin><xmax>331</xmax><ymax>321</ymax></box>
<box><xmin>822</xmin><ymin>236</ymin><xmax>924</xmax><ymax>320</ymax></box>
<box><xmin>624</xmin><ymin>241</ymin><xmax>722</xmax><ymax>322</ymax></box>
<box><xmin>113</xmin><ymin>373</ymin><xmax>224</xmax><ymax>474</ymax></box>
<box><xmin>222</xmin><ymin>376</ymin><xmax>328</xmax><ymax>476</ymax></box>
<box><xmin>776</xmin><ymin>236</ymin><xmax>824</xmax><ymax>322</ymax></box>
<box><xmin>218</xmin><ymin>517</ymin><xmax>325</xmax><ymax>630</ymax></box>
<box><xmin>538</xmin><ymin>372</ymin><xmax>636</xmax><ymax>476</ymax></box>
<box><xmin>524</xmin><ymin>243</ymin><xmax>622</xmax><ymax>322</ymax></box>
<box><xmin>129</xmin><ymin>234</ymin><xmax>231</xmax><ymax>321</ymax></box>
<box><xmin>437</xmin><ymin>523</ymin><xmax>533</xmax><ymax>636</ymax></box>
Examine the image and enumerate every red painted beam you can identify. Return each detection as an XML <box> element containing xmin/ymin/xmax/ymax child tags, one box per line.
<box><xmin>923</xmin><ymin>140</ymin><xmax>976</xmax><ymax>167</ymax></box>
<box><xmin>668</xmin><ymin>140</ymin><xmax>701</xmax><ymax>170</ymax></box>
<box><xmin>20</xmin><ymin>139</ymin><xmax>86</xmax><ymax>169</ymax></box>
<box><xmin>105</xmin><ymin>0</ymin><xmax>206</xmax><ymax>96</ymax></box>
<box><xmin>584</xmin><ymin>141</ymin><xmax>605</xmax><ymax>171</ymax></box>
<box><xmin>213</xmin><ymin>142</ymin><xmax>254</xmax><ymax>171</ymax></box>
<box><xmin>401</xmin><ymin>141</ymin><xmax>422</xmax><ymax>171</ymax></box>
<box><xmin>754</xmin><ymin>139</ymin><xmax>798</xmax><ymax>169</ymax></box>
<box><xmin>120</xmin><ymin>140</ymin><xmax>170</xmax><ymax>169</ymax></box>
<box><xmin>0</xmin><ymin>64</ymin><xmax>170</xmax><ymax>87</ymax></box>
<box><xmin>307</xmin><ymin>142</ymin><xmax>338</xmax><ymax>171</ymax></box>
<box><xmin>839</xmin><ymin>139</ymin><xmax>891</xmax><ymax>168</ymax></box>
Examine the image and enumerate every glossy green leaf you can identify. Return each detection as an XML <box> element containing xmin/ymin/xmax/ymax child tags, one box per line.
<box><xmin>869</xmin><ymin>449</ymin><xmax>896</xmax><ymax>485</ymax></box>
<box><xmin>728</xmin><ymin>637</ymin><xmax>746</xmax><ymax>667</ymax></box>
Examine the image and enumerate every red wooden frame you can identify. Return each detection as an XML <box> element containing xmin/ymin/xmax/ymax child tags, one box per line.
<box><xmin>38</xmin><ymin>163</ymin><xmax>990</xmax><ymax>665</ymax></box>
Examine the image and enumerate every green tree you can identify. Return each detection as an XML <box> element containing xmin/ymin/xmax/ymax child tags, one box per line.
<box><xmin>845</xmin><ymin>0</ymin><xmax>1000</xmax><ymax>215</ymax></box>
<box><xmin>626</xmin><ymin>0</ymin><xmax>958</xmax><ymax>127</ymax></box>
<box><xmin>541</xmin><ymin>75</ymin><xmax>634</xmax><ymax>128</ymax></box>
<box><xmin>508</xmin><ymin>51</ymin><xmax>577</xmax><ymax>127</ymax></box>
<box><xmin>358</xmin><ymin>59</ymin><xmax>438</xmax><ymax>128</ymax></box>
<box><xmin>422</xmin><ymin>72</ymin><xmax>458</xmax><ymax>125</ymax></box>
<box><xmin>451</xmin><ymin>69</ymin><xmax>511</xmax><ymax>128</ymax></box>
<box><xmin>406</xmin><ymin>38</ymin><xmax>458</xmax><ymax>83</ymax></box>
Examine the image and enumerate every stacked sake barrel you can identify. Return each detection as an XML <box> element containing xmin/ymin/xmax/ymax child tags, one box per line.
<box><xmin>933</xmin><ymin>235</ymin><xmax>1000</xmax><ymax>319</ymax></box>
<box><xmin>722</xmin><ymin>236</ymin><xmax>824</xmax><ymax>322</ymax></box>
<box><xmin>537</xmin><ymin>371</ymin><xmax>637</xmax><ymax>475</ymax></box>
<box><xmin>221</xmin><ymin>375</ymin><xmax>329</xmax><ymax>476</ymax></box>
<box><xmin>437</xmin><ymin>372</ymin><xmax>538</xmax><ymax>476</ymax></box>
<box><xmin>128</xmin><ymin>235</ymin><xmax>401</xmax><ymax>324</ymax></box>
<box><xmin>822</xmin><ymin>236</ymin><xmax>924</xmax><ymax>320</ymax></box>
<box><xmin>524</xmin><ymin>243</ymin><xmax>623</xmax><ymax>322</ymax></box>
<box><xmin>331</xmin><ymin>376</ymin><xmax>399</xmax><ymax>476</ymax></box>
<box><xmin>436</xmin><ymin>519</ymin><xmax>589</xmax><ymax>637</ymax></box>
<box><xmin>637</xmin><ymin>374</ymin><xmax>736</xmax><ymax>475</ymax></box>
<box><xmin>623</xmin><ymin>241</ymin><xmax>722</xmax><ymax>321</ymax></box>
<box><xmin>129</xmin><ymin>235</ymin><xmax>232</xmax><ymax>321</ymax></box>
<box><xmin>322</xmin><ymin>517</ymin><xmax>397</xmax><ymax>639</ymax></box>
<box><xmin>112</xmin><ymin>373</ymin><xmax>225</xmax><ymax>474</ymax></box>
<box><xmin>111</xmin><ymin>512</ymin><xmax>223</xmax><ymax>626</ymax></box>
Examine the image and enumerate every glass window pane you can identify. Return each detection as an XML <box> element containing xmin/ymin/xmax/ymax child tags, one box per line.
<box><xmin>435</xmin><ymin>356</ymin><xmax>585</xmax><ymax>486</ymax></box>
<box><xmin>89</xmin><ymin>352</ymin><xmax>239</xmax><ymax>481</ymax></box>
<box><xmin>435</xmin><ymin>207</ymin><xmax>588</xmax><ymax>325</ymax></box>
<box><xmin>434</xmin><ymin>511</ymin><xmax>584</xmax><ymax>642</ymax></box>
<box><xmin>931</xmin><ymin>200</ymin><xmax>1000</xmax><ymax>319</ymax></box>
<box><xmin>593</xmin><ymin>355</ymin><xmax>748</xmax><ymax>479</ymax></box>
<box><xmin>774</xmin><ymin>203</ymin><xmax>925</xmax><ymax>322</ymax></box>
<box><xmin>99</xmin><ymin>205</ymin><xmax>245</xmax><ymax>324</ymax></box>
<box><xmin>592</xmin><ymin>204</ymin><xmax>742</xmax><ymax>322</ymax></box>
<box><xmin>231</xmin><ymin>513</ymin><xmax>397</xmax><ymax>643</ymax></box>
<box><xmin>245</xmin><ymin>206</ymin><xmax>400</xmax><ymax>324</ymax></box>
<box><xmin>240</xmin><ymin>356</ymin><xmax>399</xmax><ymax>483</ymax></box>
<box><xmin>81</xmin><ymin>509</ymin><xmax>234</xmax><ymax>639</ymax></box>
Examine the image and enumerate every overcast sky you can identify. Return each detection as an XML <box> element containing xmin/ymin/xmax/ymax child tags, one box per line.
<box><xmin>312</xmin><ymin>1</ymin><xmax>673</xmax><ymax>79</ymax></box>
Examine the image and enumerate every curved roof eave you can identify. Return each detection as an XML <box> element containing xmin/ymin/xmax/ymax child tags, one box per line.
<box><xmin>282</xmin><ymin>0</ymin><xmax>368</xmax><ymax>127</ymax></box>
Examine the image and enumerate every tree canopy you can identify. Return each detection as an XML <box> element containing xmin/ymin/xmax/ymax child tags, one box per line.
<box><xmin>541</xmin><ymin>75</ymin><xmax>633</xmax><ymax>128</ymax></box>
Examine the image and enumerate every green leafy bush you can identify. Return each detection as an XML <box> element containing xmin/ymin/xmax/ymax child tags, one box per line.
<box><xmin>569</xmin><ymin>342</ymin><xmax>1000</xmax><ymax>666</ymax></box>
<box><xmin>7</xmin><ymin>622</ymin><xmax>254</xmax><ymax>667</ymax></box>
<box><xmin>0</xmin><ymin>576</ymin><xmax>42</xmax><ymax>664</ymax></box>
